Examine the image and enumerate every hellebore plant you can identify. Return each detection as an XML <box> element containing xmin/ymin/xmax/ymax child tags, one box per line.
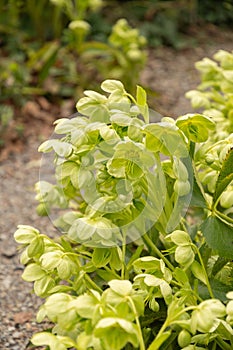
<box><xmin>15</xmin><ymin>50</ymin><xmax>233</xmax><ymax>350</ymax></box>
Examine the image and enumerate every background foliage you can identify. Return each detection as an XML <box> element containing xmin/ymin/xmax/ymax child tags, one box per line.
<box><xmin>0</xmin><ymin>0</ymin><xmax>232</xmax><ymax>149</ymax></box>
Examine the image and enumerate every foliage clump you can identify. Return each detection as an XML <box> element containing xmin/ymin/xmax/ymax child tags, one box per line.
<box><xmin>14</xmin><ymin>50</ymin><xmax>233</xmax><ymax>350</ymax></box>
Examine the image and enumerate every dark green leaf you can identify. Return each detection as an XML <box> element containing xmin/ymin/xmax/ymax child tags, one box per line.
<box><xmin>201</xmin><ymin>215</ymin><xmax>233</xmax><ymax>259</ymax></box>
<box><xmin>190</xmin><ymin>175</ymin><xmax>208</xmax><ymax>208</ymax></box>
<box><xmin>213</xmin><ymin>148</ymin><xmax>233</xmax><ymax>204</ymax></box>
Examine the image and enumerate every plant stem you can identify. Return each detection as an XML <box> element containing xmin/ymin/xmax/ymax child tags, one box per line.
<box><xmin>104</xmin><ymin>266</ymin><xmax>120</xmax><ymax>279</ymax></box>
<box><xmin>85</xmin><ymin>273</ymin><xmax>102</xmax><ymax>293</ymax></box>
<box><xmin>128</xmin><ymin>297</ymin><xmax>145</xmax><ymax>350</ymax></box>
<box><xmin>215</xmin><ymin>337</ymin><xmax>232</xmax><ymax>350</ymax></box>
<box><xmin>193</xmin><ymin>244</ymin><xmax>214</xmax><ymax>298</ymax></box>
<box><xmin>142</xmin><ymin>234</ymin><xmax>174</xmax><ymax>271</ymax></box>
<box><xmin>121</xmin><ymin>231</ymin><xmax>127</xmax><ymax>279</ymax></box>
<box><xmin>215</xmin><ymin>210</ymin><xmax>233</xmax><ymax>225</ymax></box>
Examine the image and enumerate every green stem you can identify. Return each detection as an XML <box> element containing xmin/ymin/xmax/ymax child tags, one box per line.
<box><xmin>215</xmin><ymin>337</ymin><xmax>232</xmax><ymax>350</ymax></box>
<box><xmin>155</xmin><ymin>304</ymin><xmax>195</xmax><ymax>341</ymax></box>
<box><xmin>104</xmin><ymin>266</ymin><xmax>120</xmax><ymax>279</ymax></box>
<box><xmin>189</xmin><ymin>141</ymin><xmax>196</xmax><ymax>159</ymax></box>
<box><xmin>121</xmin><ymin>232</ymin><xmax>127</xmax><ymax>279</ymax></box>
<box><xmin>193</xmin><ymin>245</ymin><xmax>214</xmax><ymax>299</ymax></box>
<box><xmin>142</xmin><ymin>234</ymin><xmax>174</xmax><ymax>271</ymax></box>
<box><xmin>125</xmin><ymin>92</ymin><xmax>137</xmax><ymax>105</ymax></box>
<box><xmin>85</xmin><ymin>274</ymin><xmax>102</xmax><ymax>293</ymax></box>
<box><xmin>127</xmin><ymin>297</ymin><xmax>145</xmax><ymax>350</ymax></box>
<box><xmin>215</xmin><ymin>210</ymin><xmax>233</xmax><ymax>225</ymax></box>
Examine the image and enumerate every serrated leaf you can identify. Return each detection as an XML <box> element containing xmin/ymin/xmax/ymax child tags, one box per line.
<box><xmin>201</xmin><ymin>215</ymin><xmax>233</xmax><ymax>259</ymax></box>
<box><xmin>213</xmin><ymin>148</ymin><xmax>233</xmax><ymax>204</ymax></box>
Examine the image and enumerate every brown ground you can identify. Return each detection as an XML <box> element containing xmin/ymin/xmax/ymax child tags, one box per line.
<box><xmin>0</xmin><ymin>25</ymin><xmax>232</xmax><ymax>349</ymax></box>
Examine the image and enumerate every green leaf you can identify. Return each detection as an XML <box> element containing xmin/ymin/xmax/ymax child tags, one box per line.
<box><xmin>201</xmin><ymin>215</ymin><xmax>233</xmax><ymax>259</ymax></box>
<box><xmin>167</xmin><ymin>230</ymin><xmax>191</xmax><ymax>246</ymax></box>
<box><xmin>34</xmin><ymin>275</ymin><xmax>55</xmax><ymax>296</ymax></box>
<box><xmin>68</xmin><ymin>218</ymin><xmax>96</xmax><ymax>242</ymax></box>
<box><xmin>176</xmin><ymin>114</ymin><xmax>215</xmax><ymax>143</ymax></box>
<box><xmin>31</xmin><ymin>332</ymin><xmax>69</xmax><ymax>350</ymax></box>
<box><xmin>190</xmin><ymin>175</ymin><xmax>208</xmax><ymax>208</ymax></box>
<box><xmin>14</xmin><ymin>225</ymin><xmax>39</xmax><ymax>244</ymax></box>
<box><xmin>43</xmin><ymin>293</ymin><xmax>73</xmax><ymax>318</ymax></box>
<box><xmin>175</xmin><ymin>246</ymin><xmax>195</xmax><ymax>266</ymax></box>
<box><xmin>40</xmin><ymin>251</ymin><xmax>63</xmax><ymax>270</ymax></box>
<box><xmin>38</xmin><ymin>139</ymin><xmax>73</xmax><ymax>158</ymax></box>
<box><xmin>136</xmin><ymin>85</ymin><xmax>147</xmax><ymax>106</ymax></box>
<box><xmin>101</xmin><ymin>79</ymin><xmax>125</xmax><ymax>93</ymax></box>
<box><xmin>136</xmin><ymin>85</ymin><xmax>149</xmax><ymax>123</ymax></box>
<box><xmin>213</xmin><ymin>148</ymin><xmax>233</xmax><ymax>204</ymax></box>
<box><xmin>126</xmin><ymin>245</ymin><xmax>144</xmax><ymax>270</ymax></box>
<box><xmin>173</xmin><ymin>267</ymin><xmax>190</xmax><ymax>286</ymax></box>
<box><xmin>166</xmin><ymin>194</ymin><xmax>191</xmax><ymax>233</ymax></box>
<box><xmin>71</xmin><ymin>294</ymin><xmax>99</xmax><ymax>318</ymax></box>
<box><xmin>109</xmin><ymin>247</ymin><xmax>122</xmax><ymax>271</ymax></box>
<box><xmin>110</xmin><ymin>113</ymin><xmax>132</xmax><ymax>126</ymax></box>
<box><xmin>185</xmin><ymin>90</ymin><xmax>211</xmax><ymax>109</ymax></box>
<box><xmin>95</xmin><ymin>317</ymin><xmax>138</xmax><ymax>349</ymax></box>
<box><xmin>27</xmin><ymin>236</ymin><xmax>44</xmax><ymax>257</ymax></box>
<box><xmin>108</xmin><ymin>280</ymin><xmax>132</xmax><ymax>296</ymax></box>
<box><xmin>148</xmin><ymin>331</ymin><xmax>171</xmax><ymax>350</ymax></box>
<box><xmin>92</xmin><ymin>248</ymin><xmax>111</xmax><ymax>267</ymax></box>
<box><xmin>191</xmin><ymin>261</ymin><xmax>208</xmax><ymax>285</ymax></box>
<box><xmin>133</xmin><ymin>256</ymin><xmax>161</xmax><ymax>274</ymax></box>
<box><xmin>22</xmin><ymin>263</ymin><xmax>46</xmax><ymax>282</ymax></box>
<box><xmin>143</xmin><ymin>123</ymin><xmax>188</xmax><ymax>157</ymax></box>
<box><xmin>76</xmin><ymin>92</ymin><xmax>110</xmax><ymax>123</ymax></box>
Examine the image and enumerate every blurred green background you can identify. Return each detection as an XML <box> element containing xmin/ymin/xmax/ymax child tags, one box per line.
<box><xmin>0</xmin><ymin>0</ymin><xmax>232</xmax><ymax>150</ymax></box>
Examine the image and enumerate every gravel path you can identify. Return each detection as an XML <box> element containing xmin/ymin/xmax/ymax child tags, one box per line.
<box><xmin>0</xmin><ymin>27</ymin><xmax>232</xmax><ymax>349</ymax></box>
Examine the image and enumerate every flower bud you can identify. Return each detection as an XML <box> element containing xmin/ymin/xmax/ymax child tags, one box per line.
<box><xmin>178</xmin><ymin>329</ymin><xmax>191</xmax><ymax>348</ymax></box>
<box><xmin>220</xmin><ymin>190</ymin><xmax>233</xmax><ymax>208</ymax></box>
<box><xmin>173</xmin><ymin>159</ymin><xmax>189</xmax><ymax>181</ymax></box>
<box><xmin>174</xmin><ymin>180</ymin><xmax>190</xmax><ymax>196</ymax></box>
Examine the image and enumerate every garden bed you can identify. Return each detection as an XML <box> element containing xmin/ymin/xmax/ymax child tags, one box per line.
<box><xmin>0</xmin><ymin>25</ymin><xmax>232</xmax><ymax>349</ymax></box>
